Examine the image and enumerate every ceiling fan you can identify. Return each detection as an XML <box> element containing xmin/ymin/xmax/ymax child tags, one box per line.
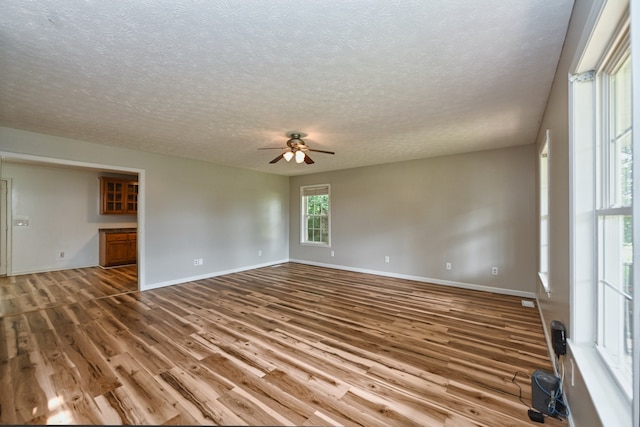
<box><xmin>259</xmin><ymin>132</ymin><xmax>335</xmax><ymax>164</ymax></box>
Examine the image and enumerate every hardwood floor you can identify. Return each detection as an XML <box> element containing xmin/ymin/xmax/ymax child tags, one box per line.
<box><xmin>0</xmin><ymin>266</ymin><xmax>137</xmax><ymax>316</ymax></box>
<box><xmin>0</xmin><ymin>263</ymin><xmax>565</xmax><ymax>426</ymax></box>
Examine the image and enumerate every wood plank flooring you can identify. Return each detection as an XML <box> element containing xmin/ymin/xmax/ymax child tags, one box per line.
<box><xmin>0</xmin><ymin>263</ymin><xmax>565</xmax><ymax>426</ymax></box>
<box><xmin>0</xmin><ymin>266</ymin><xmax>137</xmax><ymax>316</ymax></box>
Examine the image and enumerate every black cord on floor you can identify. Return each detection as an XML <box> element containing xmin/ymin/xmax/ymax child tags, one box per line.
<box><xmin>511</xmin><ymin>370</ymin><xmax>533</xmax><ymax>410</ymax></box>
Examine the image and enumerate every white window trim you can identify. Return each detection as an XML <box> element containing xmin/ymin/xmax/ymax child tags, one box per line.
<box><xmin>539</xmin><ymin>130</ymin><xmax>551</xmax><ymax>294</ymax></box>
<box><xmin>300</xmin><ymin>184</ymin><xmax>331</xmax><ymax>247</ymax></box>
<box><xmin>569</xmin><ymin>2</ymin><xmax>634</xmax><ymax>426</ymax></box>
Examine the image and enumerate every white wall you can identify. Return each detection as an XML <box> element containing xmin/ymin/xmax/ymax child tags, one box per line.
<box><xmin>4</xmin><ymin>162</ymin><xmax>136</xmax><ymax>274</ymax></box>
<box><xmin>0</xmin><ymin>126</ymin><xmax>290</xmax><ymax>289</ymax></box>
<box><xmin>289</xmin><ymin>145</ymin><xmax>537</xmax><ymax>296</ymax></box>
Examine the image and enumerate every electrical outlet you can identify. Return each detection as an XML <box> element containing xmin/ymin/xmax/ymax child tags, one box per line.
<box><xmin>384</xmin><ymin>256</ymin><xmax>390</xmax><ymax>263</ymax></box>
<box><xmin>57</xmin><ymin>250</ymin><xmax>65</xmax><ymax>260</ymax></box>
<box><xmin>193</xmin><ymin>259</ymin><xmax>199</xmax><ymax>266</ymax></box>
<box><xmin>258</xmin><ymin>250</ymin><xmax>262</xmax><ymax>256</ymax></box>
<box><xmin>492</xmin><ymin>267</ymin><xmax>499</xmax><ymax>275</ymax></box>
<box><xmin>446</xmin><ymin>262</ymin><xmax>452</xmax><ymax>270</ymax></box>
<box><xmin>198</xmin><ymin>258</ymin><xmax>204</xmax><ymax>265</ymax></box>
<box><xmin>330</xmin><ymin>250</ymin><xmax>335</xmax><ymax>257</ymax></box>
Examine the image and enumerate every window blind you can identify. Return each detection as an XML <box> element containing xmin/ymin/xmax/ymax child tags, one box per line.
<box><xmin>301</xmin><ymin>185</ymin><xmax>329</xmax><ymax>197</ymax></box>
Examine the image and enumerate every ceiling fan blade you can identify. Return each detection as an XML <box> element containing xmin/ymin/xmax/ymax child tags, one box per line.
<box><xmin>258</xmin><ymin>147</ymin><xmax>287</xmax><ymax>150</ymax></box>
<box><xmin>303</xmin><ymin>154</ymin><xmax>315</xmax><ymax>164</ymax></box>
<box><xmin>269</xmin><ymin>153</ymin><xmax>285</xmax><ymax>164</ymax></box>
<box><xmin>307</xmin><ymin>148</ymin><xmax>335</xmax><ymax>155</ymax></box>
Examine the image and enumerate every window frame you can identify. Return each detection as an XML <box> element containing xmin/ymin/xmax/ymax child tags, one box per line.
<box><xmin>300</xmin><ymin>184</ymin><xmax>331</xmax><ymax>247</ymax></box>
<box><xmin>595</xmin><ymin>44</ymin><xmax>633</xmax><ymax>394</ymax></box>
<box><xmin>569</xmin><ymin>8</ymin><xmax>634</xmax><ymax>425</ymax></box>
<box><xmin>538</xmin><ymin>130</ymin><xmax>551</xmax><ymax>294</ymax></box>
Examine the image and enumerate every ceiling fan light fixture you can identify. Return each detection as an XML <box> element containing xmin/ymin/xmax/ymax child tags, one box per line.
<box><xmin>295</xmin><ymin>151</ymin><xmax>305</xmax><ymax>163</ymax></box>
<box><xmin>283</xmin><ymin>151</ymin><xmax>294</xmax><ymax>162</ymax></box>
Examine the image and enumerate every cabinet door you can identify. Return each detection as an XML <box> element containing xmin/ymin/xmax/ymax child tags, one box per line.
<box><xmin>126</xmin><ymin>233</ymin><xmax>137</xmax><ymax>264</ymax></box>
<box><xmin>106</xmin><ymin>234</ymin><xmax>129</xmax><ymax>265</ymax></box>
<box><xmin>126</xmin><ymin>182</ymin><xmax>138</xmax><ymax>214</ymax></box>
<box><xmin>101</xmin><ymin>179</ymin><xmax>125</xmax><ymax>214</ymax></box>
<box><xmin>100</xmin><ymin>177</ymin><xmax>138</xmax><ymax>215</ymax></box>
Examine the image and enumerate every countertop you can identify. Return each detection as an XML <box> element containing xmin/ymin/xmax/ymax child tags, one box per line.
<box><xmin>98</xmin><ymin>227</ymin><xmax>137</xmax><ymax>233</ymax></box>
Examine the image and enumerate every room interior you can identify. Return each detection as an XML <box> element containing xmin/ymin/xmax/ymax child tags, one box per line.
<box><xmin>0</xmin><ymin>1</ymin><xmax>638</xmax><ymax>426</ymax></box>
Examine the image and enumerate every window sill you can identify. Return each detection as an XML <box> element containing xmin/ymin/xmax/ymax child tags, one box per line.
<box><xmin>568</xmin><ymin>341</ymin><xmax>632</xmax><ymax>427</ymax></box>
<box><xmin>299</xmin><ymin>242</ymin><xmax>331</xmax><ymax>248</ymax></box>
<box><xmin>538</xmin><ymin>272</ymin><xmax>551</xmax><ymax>295</ymax></box>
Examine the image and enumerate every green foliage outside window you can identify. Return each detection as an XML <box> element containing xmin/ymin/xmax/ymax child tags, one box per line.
<box><xmin>305</xmin><ymin>195</ymin><xmax>329</xmax><ymax>244</ymax></box>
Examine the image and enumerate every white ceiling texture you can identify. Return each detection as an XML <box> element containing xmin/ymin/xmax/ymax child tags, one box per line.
<box><xmin>0</xmin><ymin>1</ymin><xmax>574</xmax><ymax>176</ymax></box>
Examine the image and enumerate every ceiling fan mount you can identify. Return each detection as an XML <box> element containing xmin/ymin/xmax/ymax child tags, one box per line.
<box><xmin>259</xmin><ymin>131</ymin><xmax>335</xmax><ymax>165</ymax></box>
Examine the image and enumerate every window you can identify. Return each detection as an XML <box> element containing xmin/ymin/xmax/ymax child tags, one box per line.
<box><xmin>301</xmin><ymin>185</ymin><xmax>330</xmax><ymax>245</ymax></box>
<box><xmin>572</xmin><ymin>17</ymin><xmax>632</xmax><ymax>398</ymax></box>
<box><xmin>539</xmin><ymin>131</ymin><xmax>550</xmax><ymax>292</ymax></box>
<box><xmin>596</xmin><ymin>48</ymin><xmax>632</xmax><ymax>390</ymax></box>
<box><xmin>570</xmin><ymin>5</ymin><xmax>634</xmax><ymax>424</ymax></box>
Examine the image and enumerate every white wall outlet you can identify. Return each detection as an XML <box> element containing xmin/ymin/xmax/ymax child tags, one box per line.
<box><xmin>198</xmin><ymin>258</ymin><xmax>204</xmax><ymax>265</ymax></box>
<box><xmin>384</xmin><ymin>256</ymin><xmax>390</xmax><ymax>263</ymax></box>
<box><xmin>193</xmin><ymin>258</ymin><xmax>199</xmax><ymax>266</ymax></box>
<box><xmin>330</xmin><ymin>250</ymin><xmax>335</xmax><ymax>257</ymax></box>
<box><xmin>258</xmin><ymin>250</ymin><xmax>262</xmax><ymax>256</ymax></box>
<box><xmin>14</xmin><ymin>218</ymin><xmax>29</xmax><ymax>226</ymax></box>
<box><xmin>446</xmin><ymin>262</ymin><xmax>452</xmax><ymax>270</ymax></box>
<box><xmin>57</xmin><ymin>250</ymin><xmax>65</xmax><ymax>260</ymax></box>
<box><xmin>492</xmin><ymin>267</ymin><xmax>499</xmax><ymax>275</ymax></box>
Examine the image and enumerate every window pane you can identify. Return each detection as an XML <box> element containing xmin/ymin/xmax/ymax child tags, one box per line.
<box><xmin>612</xmin><ymin>55</ymin><xmax>631</xmax><ymax>135</ymax></box>
<box><xmin>601</xmin><ymin>283</ymin><xmax>620</xmax><ymax>358</ymax></box>
<box><xmin>609</xmin><ymin>55</ymin><xmax>632</xmax><ymax>208</ymax></box>
<box><xmin>624</xmin><ymin>297</ymin><xmax>633</xmax><ymax>369</ymax></box>
<box><xmin>598</xmin><ymin>282</ymin><xmax>633</xmax><ymax>379</ymax></box>
<box><xmin>598</xmin><ymin>215</ymin><xmax>632</xmax><ymax>293</ymax></box>
<box><xmin>597</xmin><ymin>214</ymin><xmax>633</xmax><ymax>381</ymax></box>
<box><xmin>318</xmin><ymin>195</ymin><xmax>329</xmax><ymax>215</ymax></box>
<box><xmin>301</xmin><ymin>186</ymin><xmax>330</xmax><ymax>245</ymax></box>
<box><xmin>609</xmin><ymin>131</ymin><xmax>632</xmax><ymax>207</ymax></box>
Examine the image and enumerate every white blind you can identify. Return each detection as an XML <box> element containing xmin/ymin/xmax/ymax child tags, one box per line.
<box><xmin>301</xmin><ymin>185</ymin><xmax>329</xmax><ymax>197</ymax></box>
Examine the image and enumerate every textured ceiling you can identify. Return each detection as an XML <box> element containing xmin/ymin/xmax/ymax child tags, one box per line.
<box><xmin>0</xmin><ymin>1</ymin><xmax>574</xmax><ymax>176</ymax></box>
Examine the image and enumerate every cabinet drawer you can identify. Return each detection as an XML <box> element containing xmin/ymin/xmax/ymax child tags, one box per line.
<box><xmin>106</xmin><ymin>233</ymin><xmax>128</xmax><ymax>242</ymax></box>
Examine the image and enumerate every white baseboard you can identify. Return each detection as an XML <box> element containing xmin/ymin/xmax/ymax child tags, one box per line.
<box><xmin>10</xmin><ymin>263</ymin><xmax>97</xmax><ymax>276</ymax></box>
<box><xmin>12</xmin><ymin>258</ymin><xmax>536</xmax><ymax>301</ymax></box>
<box><xmin>142</xmin><ymin>258</ymin><xmax>289</xmax><ymax>291</ymax></box>
<box><xmin>289</xmin><ymin>258</ymin><xmax>536</xmax><ymax>298</ymax></box>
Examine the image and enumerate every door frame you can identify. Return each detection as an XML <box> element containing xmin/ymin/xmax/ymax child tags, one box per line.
<box><xmin>0</xmin><ymin>179</ymin><xmax>10</xmax><ymax>276</ymax></box>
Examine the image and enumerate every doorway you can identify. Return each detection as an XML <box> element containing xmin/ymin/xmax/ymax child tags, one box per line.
<box><xmin>0</xmin><ymin>152</ymin><xmax>145</xmax><ymax>289</ymax></box>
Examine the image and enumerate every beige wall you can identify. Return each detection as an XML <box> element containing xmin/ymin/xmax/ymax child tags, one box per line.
<box><xmin>290</xmin><ymin>145</ymin><xmax>537</xmax><ymax>296</ymax></box>
<box><xmin>0</xmin><ymin>126</ymin><xmax>290</xmax><ymax>289</ymax></box>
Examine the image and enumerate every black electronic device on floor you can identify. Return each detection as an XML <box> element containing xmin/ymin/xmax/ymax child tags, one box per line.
<box><xmin>532</xmin><ymin>370</ymin><xmax>567</xmax><ymax>417</ymax></box>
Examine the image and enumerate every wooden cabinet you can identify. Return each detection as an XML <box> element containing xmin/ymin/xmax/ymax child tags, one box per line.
<box><xmin>99</xmin><ymin>228</ymin><xmax>137</xmax><ymax>267</ymax></box>
<box><xmin>100</xmin><ymin>177</ymin><xmax>138</xmax><ymax>215</ymax></box>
